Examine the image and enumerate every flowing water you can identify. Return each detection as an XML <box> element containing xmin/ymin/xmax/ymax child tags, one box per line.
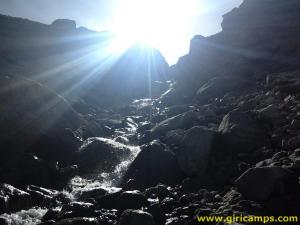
<box><xmin>1</xmin><ymin>99</ymin><xmax>153</xmax><ymax>225</ymax></box>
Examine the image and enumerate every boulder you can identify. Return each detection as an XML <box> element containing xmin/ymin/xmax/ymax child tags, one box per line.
<box><xmin>147</xmin><ymin>203</ymin><xmax>166</xmax><ymax>225</ymax></box>
<box><xmin>218</xmin><ymin>109</ymin><xmax>267</xmax><ymax>154</ymax></box>
<box><xmin>163</xmin><ymin>129</ymin><xmax>185</xmax><ymax>146</ymax></box>
<box><xmin>75</xmin><ymin>138</ymin><xmax>132</xmax><ymax>174</ymax></box>
<box><xmin>121</xmin><ymin>141</ymin><xmax>184</xmax><ymax>189</ymax></box>
<box><xmin>58</xmin><ymin>202</ymin><xmax>96</xmax><ymax>219</ymax></box>
<box><xmin>176</xmin><ymin>126</ymin><xmax>216</xmax><ymax>176</ymax></box>
<box><xmin>257</xmin><ymin>104</ymin><xmax>284</xmax><ymax>127</ymax></box>
<box><xmin>0</xmin><ymin>75</ymin><xmax>81</xmax><ymax>164</ymax></box>
<box><xmin>118</xmin><ymin>191</ymin><xmax>147</xmax><ymax>211</ymax></box>
<box><xmin>150</xmin><ymin>111</ymin><xmax>201</xmax><ymax>138</ymax></box>
<box><xmin>0</xmin><ymin>183</ymin><xmax>32</xmax><ymax>214</ymax></box>
<box><xmin>236</xmin><ymin>167</ymin><xmax>298</xmax><ymax>202</ymax></box>
<box><xmin>196</xmin><ymin>76</ymin><xmax>245</xmax><ymax>103</ymax></box>
<box><xmin>119</xmin><ymin>210</ymin><xmax>155</xmax><ymax>225</ymax></box>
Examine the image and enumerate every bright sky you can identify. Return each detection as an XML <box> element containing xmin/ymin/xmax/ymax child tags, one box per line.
<box><xmin>0</xmin><ymin>0</ymin><xmax>242</xmax><ymax>64</ymax></box>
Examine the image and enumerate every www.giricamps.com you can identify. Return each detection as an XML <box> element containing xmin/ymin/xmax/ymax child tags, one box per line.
<box><xmin>196</xmin><ymin>215</ymin><xmax>298</xmax><ymax>224</ymax></box>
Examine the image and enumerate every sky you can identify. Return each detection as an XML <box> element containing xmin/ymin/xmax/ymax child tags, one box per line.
<box><xmin>0</xmin><ymin>0</ymin><xmax>242</xmax><ymax>64</ymax></box>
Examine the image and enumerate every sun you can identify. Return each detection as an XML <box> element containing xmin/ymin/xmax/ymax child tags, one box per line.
<box><xmin>111</xmin><ymin>0</ymin><xmax>199</xmax><ymax>64</ymax></box>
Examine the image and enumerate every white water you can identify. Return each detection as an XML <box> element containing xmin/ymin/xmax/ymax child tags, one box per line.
<box><xmin>0</xmin><ymin>208</ymin><xmax>48</xmax><ymax>225</ymax></box>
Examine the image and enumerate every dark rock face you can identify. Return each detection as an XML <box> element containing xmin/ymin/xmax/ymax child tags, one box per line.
<box><xmin>0</xmin><ymin>14</ymin><xmax>169</xmax><ymax>108</ymax></box>
<box><xmin>83</xmin><ymin>43</ymin><xmax>169</xmax><ymax>107</ymax></box>
<box><xmin>0</xmin><ymin>75</ymin><xmax>81</xmax><ymax>165</ymax></box>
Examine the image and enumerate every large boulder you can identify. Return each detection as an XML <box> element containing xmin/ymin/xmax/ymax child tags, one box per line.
<box><xmin>196</xmin><ymin>76</ymin><xmax>245</xmax><ymax>103</ymax></box>
<box><xmin>119</xmin><ymin>210</ymin><xmax>155</xmax><ymax>225</ymax></box>
<box><xmin>150</xmin><ymin>111</ymin><xmax>201</xmax><ymax>139</ymax></box>
<box><xmin>236</xmin><ymin>167</ymin><xmax>299</xmax><ymax>202</ymax></box>
<box><xmin>0</xmin><ymin>75</ymin><xmax>81</xmax><ymax>164</ymax></box>
<box><xmin>121</xmin><ymin>141</ymin><xmax>184</xmax><ymax>189</ymax></box>
<box><xmin>176</xmin><ymin>126</ymin><xmax>216</xmax><ymax>176</ymax></box>
<box><xmin>0</xmin><ymin>183</ymin><xmax>32</xmax><ymax>214</ymax></box>
<box><xmin>218</xmin><ymin>109</ymin><xmax>267</xmax><ymax>154</ymax></box>
<box><xmin>75</xmin><ymin>138</ymin><xmax>132</xmax><ymax>174</ymax></box>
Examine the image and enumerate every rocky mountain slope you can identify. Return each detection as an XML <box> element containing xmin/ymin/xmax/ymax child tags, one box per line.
<box><xmin>1</xmin><ymin>0</ymin><xmax>300</xmax><ymax>225</ymax></box>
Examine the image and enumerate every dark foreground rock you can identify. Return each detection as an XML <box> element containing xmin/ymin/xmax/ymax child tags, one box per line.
<box><xmin>236</xmin><ymin>166</ymin><xmax>299</xmax><ymax>202</ymax></box>
<box><xmin>176</xmin><ymin>126</ymin><xmax>216</xmax><ymax>176</ymax></box>
<box><xmin>119</xmin><ymin>210</ymin><xmax>155</xmax><ymax>225</ymax></box>
<box><xmin>121</xmin><ymin>141</ymin><xmax>184</xmax><ymax>189</ymax></box>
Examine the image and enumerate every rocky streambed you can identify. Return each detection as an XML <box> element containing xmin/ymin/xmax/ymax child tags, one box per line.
<box><xmin>1</xmin><ymin>71</ymin><xmax>300</xmax><ymax>225</ymax></box>
<box><xmin>1</xmin><ymin>0</ymin><xmax>300</xmax><ymax>224</ymax></box>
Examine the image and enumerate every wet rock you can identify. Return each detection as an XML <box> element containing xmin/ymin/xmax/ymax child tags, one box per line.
<box><xmin>26</xmin><ymin>185</ymin><xmax>57</xmax><ymax>207</ymax></box>
<box><xmin>54</xmin><ymin>217</ymin><xmax>99</xmax><ymax>225</ymax></box>
<box><xmin>75</xmin><ymin>138</ymin><xmax>131</xmax><ymax>174</ymax></box>
<box><xmin>78</xmin><ymin>188</ymin><xmax>108</xmax><ymax>202</ymax></box>
<box><xmin>218</xmin><ymin>109</ymin><xmax>267</xmax><ymax>154</ymax></box>
<box><xmin>0</xmin><ymin>183</ymin><xmax>31</xmax><ymax>214</ymax></box>
<box><xmin>119</xmin><ymin>209</ymin><xmax>155</xmax><ymax>225</ymax></box>
<box><xmin>176</xmin><ymin>126</ymin><xmax>216</xmax><ymax>176</ymax></box>
<box><xmin>121</xmin><ymin>141</ymin><xmax>184</xmax><ymax>189</ymax></box>
<box><xmin>145</xmin><ymin>184</ymin><xmax>171</xmax><ymax>200</ymax></box>
<box><xmin>50</xmin><ymin>192</ymin><xmax>73</xmax><ymax>207</ymax></box>
<box><xmin>58</xmin><ymin>202</ymin><xmax>96</xmax><ymax>219</ymax></box>
<box><xmin>236</xmin><ymin>167</ymin><xmax>298</xmax><ymax>202</ymax></box>
<box><xmin>42</xmin><ymin>208</ymin><xmax>61</xmax><ymax>222</ymax></box>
